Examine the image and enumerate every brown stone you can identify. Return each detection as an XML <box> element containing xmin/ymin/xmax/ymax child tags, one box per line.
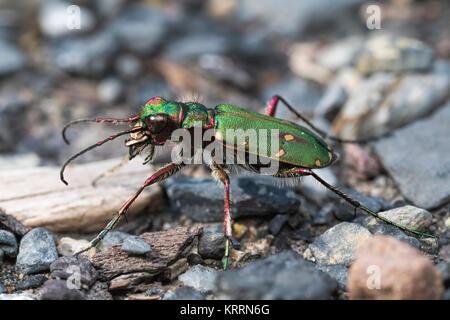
<box><xmin>347</xmin><ymin>235</ymin><xmax>443</xmax><ymax>300</ymax></box>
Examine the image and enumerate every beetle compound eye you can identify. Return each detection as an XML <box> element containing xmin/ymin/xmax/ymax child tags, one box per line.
<box><xmin>146</xmin><ymin>113</ymin><xmax>168</xmax><ymax>134</ymax></box>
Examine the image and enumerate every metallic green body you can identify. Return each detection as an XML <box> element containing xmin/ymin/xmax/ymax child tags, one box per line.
<box><xmin>140</xmin><ymin>98</ymin><xmax>334</xmax><ymax>169</ymax></box>
<box><xmin>213</xmin><ymin>104</ymin><xmax>334</xmax><ymax>168</ymax></box>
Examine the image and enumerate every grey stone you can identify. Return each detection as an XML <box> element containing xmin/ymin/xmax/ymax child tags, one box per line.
<box><xmin>0</xmin><ymin>40</ymin><xmax>25</xmax><ymax>76</ymax></box>
<box><xmin>368</xmin><ymin>223</ymin><xmax>421</xmax><ymax>251</ymax></box>
<box><xmin>120</xmin><ymin>236</ymin><xmax>152</xmax><ymax>255</ymax></box>
<box><xmin>373</xmin><ymin>103</ymin><xmax>450</xmax><ymax>209</ymax></box>
<box><xmin>0</xmin><ymin>283</ymin><xmax>6</xmax><ymax>294</ymax></box>
<box><xmin>330</xmin><ymin>187</ymin><xmax>390</xmax><ymax>221</ymax></box>
<box><xmin>312</xmin><ymin>204</ymin><xmax>335</xmax><ymax>226</ymax></box>
<box><xmin>15</xmin><ymin>274</ymin><xmax>48</xmax><ymax>290</ymax></box>
<box><xmin>268</xmin><ymin>214</ymin><xmax>289</xmax><ymax>235</ymax></box>
<box><xmin>96</xmin><ymin>0</ymin><xmax>127</xmax><ymax>18</ymax></box>
<box><xmin>314</xmin><ymin>82</ymin><xmax>348</xmax><ymax>121</ymax></box>
<box><xmin>187</xmin><ymin>253</ymin><xmax>203</xmax><ymax>266</ymax></box>
<box><xmin>85</xmin><ymin>281</ymin><xmax>113</xmax><ymax>300</ymax></box>
<box><xmin>163</xmin><ymin>286</ymin><xmax>205</xmax><ymax>300</ymax></box>
<box><xmin>307</xmin><ymin>222</ymin><xmax>372</xmax><ymax>266</ymax></box>
<box><xmin>365</xmin><ymin>206</ymin><xmax>433</xmax><ymax>232</ymax></box>
<box><xmin>97</xmin><ymin>77</ymin><xmax>124</xmax><ymax>104</ymax></box>
<box><xmin>300</xmin><ymin>167</ymin><xmax>338</xmax><ymax>204</ymax></box>
<box><xmin>0</xmin><ymin>230</ymin><xmax>17</xmax><ymax>257</ymax></box>
<box><xmin>198</xmin><ymin>232</ymin><xmax>225</xmax><ymax>260</ymax></box>
<box><xmin>16</xmin><ymin>227</ymin><xmax>58</xmax><ymax>275</ymax></box>
<box><xmin>166</xmin><ymin>175</ymin><xmax>302</xmax><ymax>222</ymax></box>
<box><xmin>0</xmin><ymin>249</ymin><xmax>3</xmax><ymax>264</ymax></box>
<box><xmin>436</xmin><ymin>262</ymin><xmax>450</xmax><ymax>287</ymax></box>
<box><xmin>111</xmin><ymin>5</ymin><xmax>171</xmax><ymax>55</ymax></box>
<box><xmin>356</xmin><ymin>35</ymin><xmax>434</xmax><ymax>74</ymax></box>
<box><xmin>316</xmin><ymin>264</ymin><xmax>348</xmax><ymax>290</ymax></box>
<box><xmin>178</xmin><ymin>265</ymin><xmax>219</xmax><ymax>293</ymax></box>
<box><xmin>216</xmin><ymin>251</ymin><xmax>337</xmax><ymax>299</ymax></box>
<box><xmin>50</xmin><ymin>31</ymin><xmax>118</xmax><ymax>77</ymax></box>
<box><xmin>98</xmin><ymin>231</ymin><xmax>130</xmax><ymax>252</ymax></box>
<box><xmin>0</xmin><ymin>293</ymin><xmax>36</xmax><ymax>300</ymax></box>
<box><xmin>317</xmin><ymin>37</ymin><xmax>364</xmax><ymax>71</ymax></box>
<box><xmin>40</xmin><ymin>279</ymin><xmax>85</xmax><ymax>300</ymax></box>
<box><xmin>115</xmin><ymin>54</ymin><xmax>142</xmax><ymax>79</ymax></box>
<box><xmin>50</xmin><ymin>255</ymin><xmax>98</xmax><ymax>287</ymax></box>
<box><xmin>166</xmin><ymin>33</ymin><xmax>230</xmax><ymax>63</ymax></box>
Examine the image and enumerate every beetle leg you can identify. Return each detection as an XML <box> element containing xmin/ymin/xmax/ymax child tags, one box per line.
<box><xmin>266</xmin><ymin>95</ymin><xmax>381</xmax><ymax>143</ymax></box>
<box><xmin>210</xmin><ymin>164</ymin><xmax>233</xmax><ymax>270</ymax></box>
<box><xmin>274</xmin><ymin>167</ymin><xmax>435</xmax><ymax>239</ymax></box>
<box><xmin>76</xmin><ymin>162</ymin><xmax>184</xmax><ymax>255</ymax></box>
<box><xmin>92</xmin><ymin>154</ymin><xmax>130</xmax><ymax>187</ymax></box>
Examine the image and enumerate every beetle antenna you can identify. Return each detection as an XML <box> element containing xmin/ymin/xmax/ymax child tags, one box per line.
<box><xmin>60</xmin><ymin>126</ymin><xmax>143</xmax><ymax>185</ymax></box>
<box><xmin>62</xmin><ymin>116</ymin><xmax>140</xmax><ymax>145</ymax></box>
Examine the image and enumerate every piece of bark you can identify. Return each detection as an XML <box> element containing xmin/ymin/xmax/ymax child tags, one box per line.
<box><xmin>109</xmin><ymin>272</ymin><xmax>157</xmax><ymax>292</ymax></box>
<box><xmin>0</xmin><ymin>158</ymin><xmax>165</xmax><ymax>233</ymax></box>
<box><xmin>92</xmin><ymin>226</ymin><xmax>202</xmax><ymax>281</ymax></box>
<box><xmin>159</xmin><ymin>258</ymin><xmax>189</xmax><ymax>282</ymax></box>
<box><xmin>0</xmin><ymin>208</ymin><xmax>30</xmax><ymax>238</ymax></box>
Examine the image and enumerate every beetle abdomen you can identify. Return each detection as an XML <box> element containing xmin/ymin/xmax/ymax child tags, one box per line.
<box><xmin>213</xmin><ymin>104</ymin><xmax>335</xmax><ymax>168</ymax></box>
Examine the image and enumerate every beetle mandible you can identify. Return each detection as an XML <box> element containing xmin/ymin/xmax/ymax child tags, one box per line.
<box><xmin>60</xmin><ymin>95</ymin><xmax>435</xmax><ymax>270</ymax></box>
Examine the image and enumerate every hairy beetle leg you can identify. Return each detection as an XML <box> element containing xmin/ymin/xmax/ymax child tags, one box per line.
<box><xmin>210</xmin><ymin>164</ymin><xmax>233</xmax><ymax>270</ymax></box>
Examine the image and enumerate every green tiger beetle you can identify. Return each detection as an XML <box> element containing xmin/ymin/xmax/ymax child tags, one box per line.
<box><xmin>60</xmin><ymin>95</ymin><xmax>436</xmax><ymax>270</ymax></box>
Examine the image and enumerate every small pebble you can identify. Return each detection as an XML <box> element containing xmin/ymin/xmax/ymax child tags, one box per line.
<box><xmin>187</xmin><ymin>253</ymin><xmax>203</xmax><ymax>266</ymax></box>
<box><xmin>178</xmin><ymin>265</ymin><xmax>219</xmax><ymax>293</ymax></box>
<box><xmin>99</xmin><ymin>231</ymin><xmax>130</xmax><ymax>251</ymax></box>
<box><xmin>268</xmin><ymin>214</ymin><xmax>289</xmax><ymax>235</ymax></box>
<box><xmin>307</xmin><ymin>222</ymin><xmax>372</xmax><ymax>266</ymax></box>
<box><xmin>50</xmin><ymin>255</ymin><xmax>98</xmax><ymax>287</ymax></box>
<box><xmin>120</xmin><ymin>236</ymin><xmax>152</xmax><ymax>255</ymax></box>
<box><xmin>198</xmin><ymin>232</ymin><xmax>225</xmax><ymax>260</ymax></box>
<box><xmin>367</xmin><ymin>206</ymin><xmax>433</xmax><ymax>232</ymax></box>
<box><xmin>41</xmin><ymin>279</ymin><xmax>85</xmax><ymax>300</ymax></box>
<box><xmin>445</xmin><ymin>217</ymin><xmax>450</xmax><ymax>228</ymax></box>
<box><xmin>97</xmin><ymin>77</ymin><xmax>124</xmax><ymax>104</ymax></box>
<box><xmin>316</xmin><ymin>264</ymin><xmax>349</xmax><ymax>290</ymax></box>
<box><xmin>56</xmin><ymin>237</ymin><xmax>92</xmax><ymax>258</ymax></box>
<box><xmin>163</xmin><ymin>286</ymin><xmax>205</xmax><ymax>300</ymax></box>
<box><xmin>0</xmin><ymin>40</ymin><xmax>26</xmax><ymax>76</ymax></box>
<box><xmin>16</xmin><ymin>227</ymin><xmax>58</xmax><ymax>275</ymax></box>
<box><xmin>0</xmin><ymin>230</ymin><xmax>18</xmax><ymax>257</ymax></box>
<box><xmin>0</xmin><ymin>283</ymin><xmax>7</xmax><ymax>294</ymax></box>
<box><xmin>15</xmin><ymin>274</ymin><xmax>47</xmax><ymax>290</ymax></box>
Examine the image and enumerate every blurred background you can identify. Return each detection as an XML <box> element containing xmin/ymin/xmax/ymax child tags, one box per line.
<box><xmin>0</xmin><ymin>0</ymin><xmax>448</xmax><ymax>169</ymax></box>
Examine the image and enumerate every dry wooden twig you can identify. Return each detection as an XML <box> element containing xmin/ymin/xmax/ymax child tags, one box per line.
<box><xmin>0</xmin><ymin>158</ymin><xmax>165</xmax><ymax>233</ymax></box>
